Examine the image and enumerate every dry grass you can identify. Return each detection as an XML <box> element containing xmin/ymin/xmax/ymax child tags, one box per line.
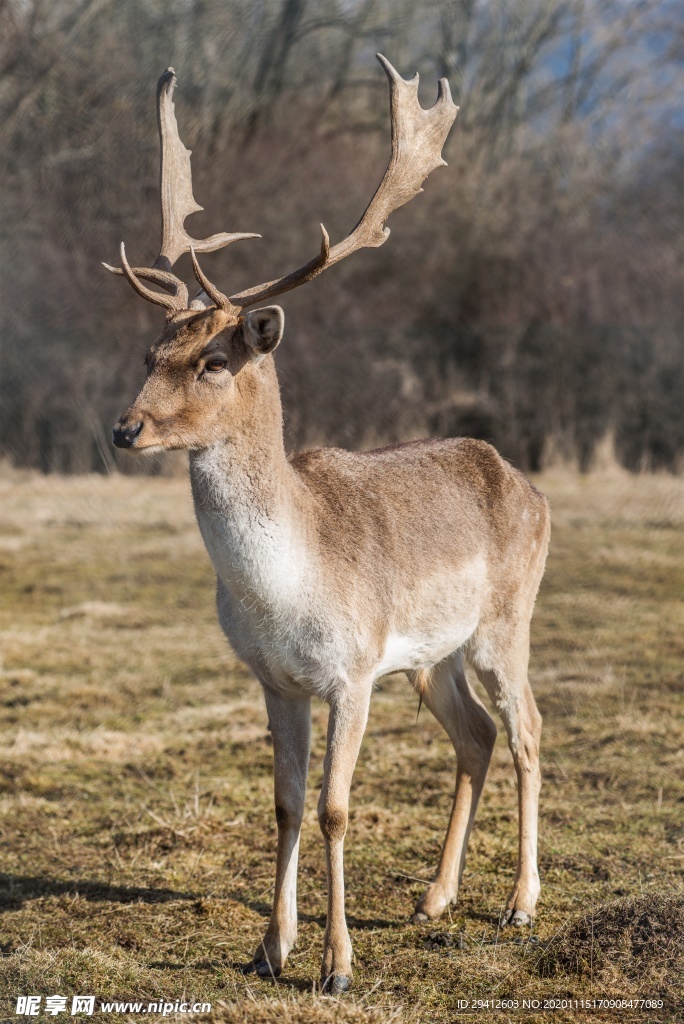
<box><xmin>536</xmin><ymin>892</ymin><xmax>684</xmax><ymax>986</ymax></box>
<box><xmin>0</xmin><ymin>463</ymin><xmax>682</xmax><ymax>1023</ymax></box>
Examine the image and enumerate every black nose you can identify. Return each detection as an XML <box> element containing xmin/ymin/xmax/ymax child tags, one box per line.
<box><xmin>112</xmin><ymin>421</ymin><xmax>143</xmax><ymax>449</ymax></box>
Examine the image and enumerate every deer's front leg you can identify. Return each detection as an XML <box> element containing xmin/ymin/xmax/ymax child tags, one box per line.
<box><xmin>247</xmin><ymin>688</ymin><xmax>311</xmax><ymax>978</ymax></box>
<box><xmin>318</xmin><ymin>685</ymin><xmax>371</xmax><ymax>994</ymax></box>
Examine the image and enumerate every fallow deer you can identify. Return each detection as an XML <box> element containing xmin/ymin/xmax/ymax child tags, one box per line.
<box><xmin>106</xmin><ymin>58</ymin><xmax>550</xmax><ymax>994</ymax></box>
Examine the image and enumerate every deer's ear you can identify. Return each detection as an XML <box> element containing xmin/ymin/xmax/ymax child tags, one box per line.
<box><xmin>242</xmin><ymin>306</ymin><xmax>284</xmax><ymax>362</ymax></box>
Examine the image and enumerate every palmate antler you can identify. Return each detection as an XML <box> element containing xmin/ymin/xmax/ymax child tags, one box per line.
<box><xmin>103</xmin><ymin>68</ymin><xmax>259</xmax><ymax>312</ymax></box>
<box><xmin>105</xmin><ymin>57</ymin><xmax>458</xmax><ymax>317</ymax></box>
<box><xmin>226</xmin><ymin>56</ymin><xmax>458</xmax><ymax>311</ymax></box>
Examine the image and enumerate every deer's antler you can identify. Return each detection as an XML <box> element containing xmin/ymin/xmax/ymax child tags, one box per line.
<box><xmin>225</xmin><ymin>54</ymin><xmax>458</xmax><ymax>311</ymax></box>
<box><xmin>105</xmin><ymin>57</ymin><xmax>457</xmax><ymax>316</ymax></box>
<box><xmin>154</xmin><ymin>68</ymin><xmax>259</xmax><ymax>269</ymax></box>
<box><xmin>103</xmin><ymin>67</ymin><xmax>259</xmax><ymax>312</ymax></box>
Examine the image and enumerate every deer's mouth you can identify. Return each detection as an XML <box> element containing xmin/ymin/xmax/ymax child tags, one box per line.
<box><xmin>112</xmin><ymin>414</ymin><xmax>195</xmax><ymax>452</ymax></box>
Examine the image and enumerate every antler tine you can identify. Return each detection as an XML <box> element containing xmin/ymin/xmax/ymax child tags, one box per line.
<box><xmin>109</xmin><ymin>243</ymin><xmax>186</xmax><ymax>312</ymax></box>
<box><xmin>155</xmin><ymin>67</ymin><xmax>260</xmax><ymax>270</ymax></box>
<box><xmin>190</xmin><ymin>248</ymin><xmax>242</xmax><ymax>315</ymax></box>
<box><xmin>228</xmin><ymin>54</ymin><xmax>458</xmax><ymax>311</ymax></box>
<box><xmin>102</xmin><ymin>261</ymin><xmax>189</xmax><ymax>308</ymax></box>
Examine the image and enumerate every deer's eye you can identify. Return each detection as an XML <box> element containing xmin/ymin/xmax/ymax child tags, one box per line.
<box><xmin>204</xmin><ymin>358</ymin><xmax>227</xmax><ymax>373</ymax></box>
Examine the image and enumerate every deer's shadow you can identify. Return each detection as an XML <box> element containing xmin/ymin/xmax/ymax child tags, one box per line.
<box><xmin>0</xmin><ymin>873</ymin><xmax>196</xmax><ymax>911</ymax></box>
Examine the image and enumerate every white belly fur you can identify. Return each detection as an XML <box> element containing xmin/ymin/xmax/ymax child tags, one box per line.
<box><xmin>374</xmin><ymin>619</ymin><xmax>477</xmax><ymax>679</ymax></box>
<box><xmin>373</xmin><ymin>555</ymin><xmax>487</xmax><ymax>678</ymax></box>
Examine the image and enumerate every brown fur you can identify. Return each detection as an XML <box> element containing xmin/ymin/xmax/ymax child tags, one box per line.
<box><xmin>114</xmin><ymin>310</ymin><xmax>550</xmax><ymax>992</ymax></box>
<box><xmin>108</xmin><ymin>56</ymin><xmax>491</xmax><ymax>995</ymax></box>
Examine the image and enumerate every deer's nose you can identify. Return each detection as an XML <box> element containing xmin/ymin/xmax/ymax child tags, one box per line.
<box><xmin>112</xmin><ymin>420</ymin><xmax>143</xmax><ymax>449</ymax></box>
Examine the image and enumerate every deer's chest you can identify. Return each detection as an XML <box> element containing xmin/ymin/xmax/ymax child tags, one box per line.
<box><xmin>215</xmin><ymin>578</ymin><xmax>346</xmax><ymax>698</ymax></box>
<box><xmin>194</xmin><ymin>505</ymin><xmax>343</xmax><ymax>694</ymax></box>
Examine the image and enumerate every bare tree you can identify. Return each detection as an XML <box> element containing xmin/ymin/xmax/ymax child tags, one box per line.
<box><xmin>1</xmin><ymin>0</ymin><xmax>683</xmax><ymax>473</ymax></box>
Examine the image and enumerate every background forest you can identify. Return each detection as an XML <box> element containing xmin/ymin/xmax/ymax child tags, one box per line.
<box><xmin>1</xmin><ymin>0</ymin><xmax>684</xmax><ymax>475</ymax></box>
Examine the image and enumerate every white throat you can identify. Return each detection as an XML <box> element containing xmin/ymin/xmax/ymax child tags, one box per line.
<box><xmin>189</xmin><ymin>443</ymin><xmax>307</xmax><ymax>608</ymax></box>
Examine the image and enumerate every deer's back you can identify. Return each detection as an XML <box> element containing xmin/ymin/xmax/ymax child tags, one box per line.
<box><xmin>290</xmin><ymin>436</ymin><xmax>549</xmax><ymax>581</ymax></box>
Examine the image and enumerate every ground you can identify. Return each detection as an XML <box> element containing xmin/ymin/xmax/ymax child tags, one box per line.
<box><xmin>0</xmin><ymin>465</ymin><xmax>682</xmax><ymax>1023</ymax></box>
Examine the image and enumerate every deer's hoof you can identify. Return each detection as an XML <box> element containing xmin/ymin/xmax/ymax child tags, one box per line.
<box><xmin>322</xmin><ymin>973</ymin><xmax>351</xmax><ymax>995</ymax></box>
<box><xmin>411</xmin><ymin>911</ymin><xmax>429</xmax><ymax>924</ymax></box>
<box><xmin>501</xmin><ymin>908</ymin><xmax>532</xmax><ymax>928</ymax></box>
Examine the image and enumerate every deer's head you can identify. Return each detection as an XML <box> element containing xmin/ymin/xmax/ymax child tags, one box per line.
<box><xmin>112</xmin><ymin>304</ymin><xmax>285</xmax><ymax>451</ymax></box>
<box><xmin>108</xmin><ymin>60</ymin><xmax>458</xmax><ymax>452</ymax></box>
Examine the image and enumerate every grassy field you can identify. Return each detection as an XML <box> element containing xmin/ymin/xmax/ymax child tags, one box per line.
<box><xmin>0</xmin><ymin>465</ymin><xmax>682</xmax><ymax>1023</ymax></box>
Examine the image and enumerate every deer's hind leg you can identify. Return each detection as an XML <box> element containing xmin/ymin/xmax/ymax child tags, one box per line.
<box><xmin>471</xmin><ymin>622</ymin><xmax>542</xmax><ymax>927</ymax></box>
<box><xmin>409</xmin><ymin>651</ymin><xmax>497</xmax><ymax>922</ymax></box>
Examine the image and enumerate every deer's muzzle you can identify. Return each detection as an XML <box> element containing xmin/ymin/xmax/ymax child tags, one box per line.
<box><xmin>112</xmin><ymin>419</ymin><xmax>143</xmax><ymax>449</ymax></box>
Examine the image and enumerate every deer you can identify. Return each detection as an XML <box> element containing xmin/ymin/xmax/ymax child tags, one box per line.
<box><xmin>105</xmin><ymin>58</ymin><xmax>550</xmax><ymax>995</ymax></box>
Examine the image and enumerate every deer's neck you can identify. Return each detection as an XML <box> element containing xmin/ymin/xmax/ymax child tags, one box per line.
<box><xmin>188</xmin><ymin>357</ymin><xmax>308</xmax><ymax>606</ymax></box>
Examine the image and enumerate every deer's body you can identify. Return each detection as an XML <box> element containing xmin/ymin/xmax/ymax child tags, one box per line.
<box><xmin>107</xmin><ymin>59</ymin><xmax>550</xmax><ymax>994</ymax></box>
<box><xmin>190</xmin><ymin>362</ymin><xmax>548</xmax><ymax>700</ymax></box>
